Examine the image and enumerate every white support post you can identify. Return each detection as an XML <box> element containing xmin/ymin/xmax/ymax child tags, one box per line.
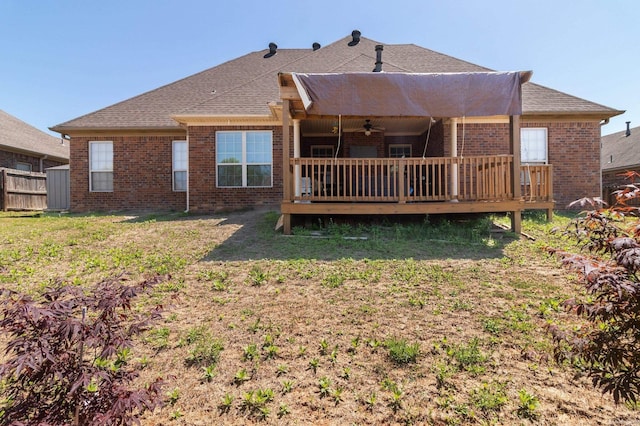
<box><xmin>293</xmin><ymin>119</ymin><xmax>301</xmax><ymax>198</ymax></box>
<box><xmin>450</xmin><ymin>118</ymin><xmax>459</xmax><ymax>200</ymax></box>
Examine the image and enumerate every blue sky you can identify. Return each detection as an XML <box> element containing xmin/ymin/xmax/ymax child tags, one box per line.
<box><xmin>1</xmin><ymin>0</ymin><xmax>637</xmax><ymax>136</ymax></box>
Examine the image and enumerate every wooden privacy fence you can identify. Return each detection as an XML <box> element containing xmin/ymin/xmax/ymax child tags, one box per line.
<box><xmin>0</xmin><ymin>168</ymin><xmax>47</xmax><ymax>211</ymax></box>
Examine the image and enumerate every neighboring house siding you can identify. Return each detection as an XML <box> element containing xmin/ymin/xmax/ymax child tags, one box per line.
<box><xmin>187</xmin><ymin>125</ymin><xmax>284</xmax><ymax>213</ymax></box>
<box><xmin>443</xmin><ymin>121</ymin><xmax>601</xmax><ymax>209</ymax></box>
<box><xmin>69</xmin><ymin>135</ymin><xmax>187</xmax><ymax>212</ymax></box>
<box><xmin>0</xmin><ymin>150</ymin><xmax>66</xmax><ymax>172</ymax></box>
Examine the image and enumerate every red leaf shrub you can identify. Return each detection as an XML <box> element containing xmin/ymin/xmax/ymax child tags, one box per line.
<box><xmin>0</xmin><ymin>274</ymin><xmax>166</xmax><ymax>425</ymax></box>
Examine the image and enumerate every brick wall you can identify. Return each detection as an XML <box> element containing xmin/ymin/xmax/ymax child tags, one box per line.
<box><xmin>443</xmin><ymin>120</ymin><xmax>602</xmax><ymax>208</ymax></box>
<box><xmin>0</xmin><ymin>150</ymin><xmax>66</xmax><ymax>172</ymax></box>
<box><xmin>69</xmin><ymin>135</ymin><xmax>186</xmax><ymax>212</ymax></box>
<box><xmin>187</xmin><ymin>126</ymin><xmax>283</xmax><ymax>213</ymax></box>
<box><xmin>68</xmin><ymin>119</ymin><xmax>601</xmax><ymax>213</ymax></box>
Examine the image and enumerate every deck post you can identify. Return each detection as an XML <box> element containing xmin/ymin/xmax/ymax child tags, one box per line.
<box><xmin>293</xmin><ymin>119</ymin><xmax>301</xmax><ymax>197</ymax></box>
<box><xmin>282</xmin><ymin>100</ymin><xmax>292</xmax><ymax>234</ymax></box>
<box><xmin>450</xmin><ymin>118</ymin><xmax>458</xmax><ymax>199</ymax></box>
<box><xmin>510</xmin><ymin>115</ymin><xmax>522</xmax><ymax>233</ymax></box>
<box><xmin>509</xmin><ymin>115</ymin><xmax>521</xmax><ymax>199</ymax></box>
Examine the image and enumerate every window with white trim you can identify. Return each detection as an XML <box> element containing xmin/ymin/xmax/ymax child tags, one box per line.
<box><xmin>311</xmin><ymin>145</ymin><xmax>334</xmax><ymax>158</ymax></box>
<box><xmin>216</xmin><ymin>131</ymin><xmax>272</xmax><ymax>187</ymax></box>
<box><xmin>389</xmin><ymin>144</ymin><xmax>412</xmax><ymax>158</ymax></box>
<box><xmin>89</xmin><ymin>141</ymin><xmax>113</xmax><ymax>192</ymax></box>
<box><xmin>172</xmin><ymin>140</ymin><xmax>187</xmax><ymax>191</ymax></box>
<box><xmin>16</xmin><ymin>162</ymin><xmax>32</xmax><ymax>172</ymax></box>
<box><xmin>521</xmin><ymin>128</ymin><xmax>547</xmax><ymax>164</ymax></box>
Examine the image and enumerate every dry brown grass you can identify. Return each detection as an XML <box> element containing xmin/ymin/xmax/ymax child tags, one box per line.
<box><xmin>1</xmin><ymin>209</ymin><xmax>639</xmax><ymax>425</ymax></box>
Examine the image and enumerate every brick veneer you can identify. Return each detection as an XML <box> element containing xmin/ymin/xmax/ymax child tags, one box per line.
<box><xmin>443</xmin><ymin>121</ymin><xmax>602</xmax><ymax>209</ymax></box>
<box><xmin>69</xmin><ymin>120</ymin><xmax>601</xmax><ymax>213</ymax></box>
<box><xmin>0</xmin><ymin>150</ymin><xmax>66</xmax><ymax>172</ymax></box>
<box><xmin>69</xmin><ymin>135</ymin><xmax>187</xmax><ymax>212</ymax></box>
<box><xmin>187</xmin><ymin>126</ymin><xmax>283</xmax><ymax>213</ymax></box>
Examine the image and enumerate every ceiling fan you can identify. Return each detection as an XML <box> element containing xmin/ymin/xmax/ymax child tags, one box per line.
<box><xmin>344</xmin><ymin>119</ymin><xmax>385</xmax><ymax>135</ymax></box>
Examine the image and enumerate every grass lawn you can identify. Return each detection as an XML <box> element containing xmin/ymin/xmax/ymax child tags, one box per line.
<box><xmin>1</xmin><ymin>208</ymin><xmax>638</xmax><ymax>425</ymax></box>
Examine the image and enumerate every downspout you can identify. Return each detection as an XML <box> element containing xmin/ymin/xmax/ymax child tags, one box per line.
<box><xmin>184</xmin><ymin>137</ymin><xmax>190</xmax><ymax>213</ymax></box>
<box><xmin>40</xmin><ymin>155</ymin><xmax>48</xmax><ymax>172</ymax></box>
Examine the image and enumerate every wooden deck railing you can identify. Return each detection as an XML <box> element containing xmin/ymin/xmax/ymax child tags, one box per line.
<box><xmin>289</xmin><ymin>156</ymin><xmax>552</xmax><ymax>204</ymax></box>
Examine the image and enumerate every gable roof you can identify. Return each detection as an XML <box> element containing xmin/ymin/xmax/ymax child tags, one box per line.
<box><xmin>0</xmin><ymin>109</ymin><xmax>69</xmax><ymax>161</ymax></box>
<box><xmin>51</xmin><ymin>35</ymin><xmax>622</xmax><ymax>133</ymax></box>
<box><xmin>601</xmin><ymin>125</ymin><xmax>640</xmax><ymax>172</ymax></box>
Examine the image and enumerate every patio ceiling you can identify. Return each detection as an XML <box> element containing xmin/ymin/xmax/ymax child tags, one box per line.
<box><xmin>300</xmin><ymin>116</ymin><xmax>435</xmax><ymax>136</ymax></box>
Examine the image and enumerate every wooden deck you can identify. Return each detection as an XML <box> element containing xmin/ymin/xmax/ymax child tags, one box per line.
<box><xmin>280</xmin><ymin>156</ymin><xmax>554</xmax><ymax>232</ymax></box>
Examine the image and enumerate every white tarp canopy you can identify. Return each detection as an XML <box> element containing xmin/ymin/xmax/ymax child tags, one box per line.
<box><xmin>292</xmin><ymin>71</ymin><xmax>532</xmax><ymax>118</ymax></box>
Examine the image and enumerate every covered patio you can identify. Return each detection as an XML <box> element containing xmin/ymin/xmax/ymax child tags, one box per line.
<box><xmin>278</xmin><ymin>71</ymin><xmax>554</xmax><ymax>234</ymax></box>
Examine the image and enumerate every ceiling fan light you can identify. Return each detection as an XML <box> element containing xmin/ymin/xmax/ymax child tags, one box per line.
<box><xmin>364</xmin><ymin>129</ymin><xmax>371</xmax><ymax>136</ymax></box>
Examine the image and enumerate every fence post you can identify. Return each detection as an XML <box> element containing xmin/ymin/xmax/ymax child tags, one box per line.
<box><xmin>2</xmin><ymin>169</ymin><xmax>7</xmax><ymax>212</ymax></box>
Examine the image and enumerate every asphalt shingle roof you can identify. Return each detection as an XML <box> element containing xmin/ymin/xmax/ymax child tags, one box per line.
<box><xmin>602</xmin><ymin>125</ymin><xmax>640</xmax><ymax>171</ymax></box>
<box><xmin>1</xmin><ymin>109</ymin><xmax>69</xmax><ymax>160</ymax></box>
<box><xmin>51</xmin><ymin>35</ymin><xmax>621</xmax><ymax>132</ymax></box>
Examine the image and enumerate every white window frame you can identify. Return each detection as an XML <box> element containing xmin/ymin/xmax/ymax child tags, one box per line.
<box><xmin>389</xmin><ymin>144</ymin><xmax>412</xmax><ymax>158</ymax></box>
<box><xmin>15</xmin><ymin>162</ymin><xmax>32</xmax><ymax>172</ymax></box>
<box><xmin>172</xmin><ymin>140</ymin><xmax>187</xmax><ymax>192</ymax></box>
<box><xmin>311</xmin><ymin>145</ymin><xmax>335</xmax><ymax>158</ymax></box>
<box><xmin>520</xmin><ymin>128</ymin><xmax>548</xmax><ymax>165</ymax></box>
<box><xmin>89</xmin><ymin>141</ymin><xmax>113</xmax><ymax>192</ymax></box>
<box><xmin>216</xmin><ymin>131</ymin><xmax>273</xmax><ymax>188</ymax></box>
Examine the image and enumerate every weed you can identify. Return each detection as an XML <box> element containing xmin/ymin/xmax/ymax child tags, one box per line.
<box><xmin>169</xmin><ymin>409</ymin><xmax>183</xmax><ymax>420</ymax></box>
<box><xmin>146</xmin><ymin>326</ymin><xmax>170</xmax><ymax>350</ymax></box>
<box><xmin>470</xmin><ymin>381</ymin><xmax>508</xmax><ymax>413</ymax></box>
<box><xmin>202</xmin><ymin>364</ymin><xmax>216</xmax><ymax>382</ymax></box>
<box><xmin>389</xmin><ymin>388</ymin><xmax>403</xmax><ymax>412</ymax></box>
<box><xmin>332</xmin><ymin>387</ymin><xmax>344</xmax><ymax>405</ymax></box>
<box><xmin>349</xmin><ymin>336</ymin><xmax>360</xmax><ymax>354</ymax></box>
<box><xmin>386</xmin><ymin>337</ymin><xmax>420</xmax><ymax>364</ymax></box>
<box><xmin>218</xmin><ymin>393</ymin><xmax>234</xmax><ymax>413</ymax></box>
<box><xmin>329</xmin><ymin>347</ymin><xmax>338</xmax><ymax>364</ymax></box>
<box><xmin>264</xmin><ymin>344</ymin><xmax>279</xmax><ymax>359</ymax></box>
<box><xmin>318</xmin><ymin>376</ymin><xmax>332</xmax><ymax>398</ymax></box>
<box><xmin>308</xmin><ymin>357</ymin><xmax>320</xmax><ymax>374</ymax></box>
<box><xmin>243</xmin><ymin>343</ymin><xmax>259</xmax><ymax>361</ymax></box>
<box><xmin>277</xmin><ymin>404</ymin><xmax>290</xmax><ymax>418</ymax></box>
<box><xmin>167</xmin><ymin>388</ymin><xmax>180</xmax><ymax>405</ymax></box>
<box><xmin>446</xmin><ymin>338</ymin><xmax>488</xmax><ymax>375</ymax></box>
<box><xmin>185</xmin><ymin>334</ymin><xmax>224</xmax><ymax>368</ymax></box>
<box><xmin>276</xmin><ymin>364</ymin><xmax>289</xmax><ymax>376</ymax></box>
<box><xmin>319</xmin><ymin>338</ymin><xmax>329</xmax><ymax>355</ymax></box>
<box><xmin>481</xmin><ymin>318</ymin><xmax>502</xmax><ymax>335</ymax></box>
<box><xmin>248</xmin><ymin>265</ymin><xmax>268</xmax><ymax>286</ymax></box>
<box><xmin>516</xmin><ymin>388</ymin><xmax>540</xmax><ymax>419</ymax></box>
<box><xmin>281</xmin><ymin>380</ymin><xmax>294</xmax><ymax>394</ymax></box>
<box><xmin>322</xmin><ymin>273</ymin><xmax>345</xmax><ymax>288</ymax></box>
<box><xmin>234</xmin><ymin>368</ymin><xmax>250</xmax><ymax>384</ymax></box>
<box><xmin>365</xmin><ymin>392</ymin><xmax>377</xmax><ymax>410</ymax></box>
<box><xmin>341</xmin><ymin>367</ymin><xmax>351</xmax><ymax>380</ymax></box>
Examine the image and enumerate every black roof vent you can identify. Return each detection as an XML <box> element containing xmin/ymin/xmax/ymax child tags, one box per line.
<box><xmin>373</xmin><ymin>45</ymin><xmax>383</xmax><ymax>72</ymax></box>
<box><xmin>312</xmin><ymin>42</ymin><xmax>321</xmax><ymax>51</ymax></box>
<box><xmin>348</xmin><ymin>30</ymin><xmax>361</xmax><ymax>46</ymax></box>
<box><xmin>264</xmin><ymin>42</ymin><xmax>277</xmax><ymax>58</ymax></box>
<box><xmin>626</xmin><ymin>121</ymin><xmax>631</xmax><ymax>137</ymax></box>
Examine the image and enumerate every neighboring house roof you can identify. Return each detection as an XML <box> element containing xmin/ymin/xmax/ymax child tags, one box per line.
<box><xmin>601</xmin><ymin>125</ymin><xmax>640</xmax><ymax>172</ymax></box>
<box><xmin>51</xmin><ymin>35</ymin><xmax>622</xmax><ymax>133</ymax></box>
<box><xmin>0</xmin><ymin>109</ymin><xmax>69</xmax><ymax>161</ymax></box>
